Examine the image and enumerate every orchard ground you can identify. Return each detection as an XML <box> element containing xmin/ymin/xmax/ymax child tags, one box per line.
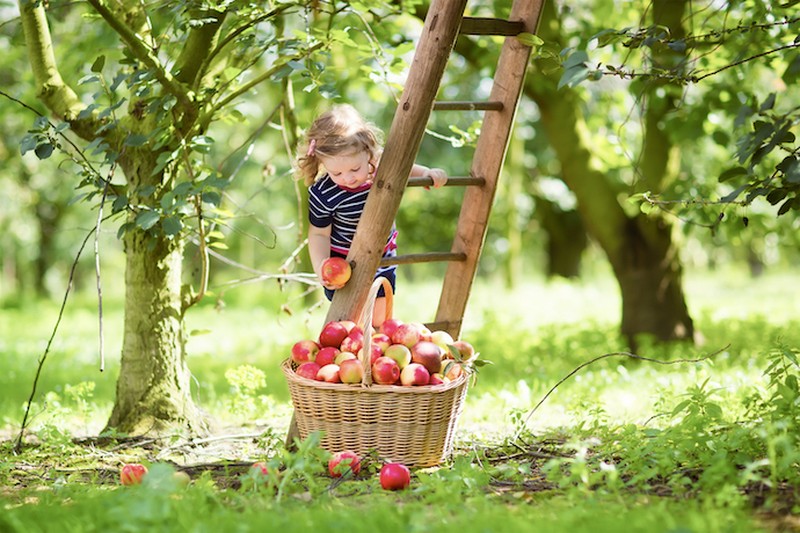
<box><xmin>1</xmin><ymin>266</ymin><xmax>799</xmax><ymax>532</ymax></box>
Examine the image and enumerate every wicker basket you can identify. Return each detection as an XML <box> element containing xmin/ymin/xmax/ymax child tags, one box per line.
<box><xmin>282</xmin><ymin>277</ymin><xmax>469</xmax><ymax>467</ymax></box>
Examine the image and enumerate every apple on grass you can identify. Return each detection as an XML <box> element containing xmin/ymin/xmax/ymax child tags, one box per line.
<box><xmin>316</xmin><ymin>363</ymin><xmax>341</xmax><ymax>383</ymax></box>
<box><xmin>384</xmin><ymin>343</ymin><xmax>412</xmax><ymax>369</ymax></box>
<box><xmin>321</xmin><ymin>257</ymin><xmax>352</xmax><ymax>287</ymax></box>
<box><xmin>120</xmin><ymin>463</ymin><xmax>148</xmax><ymax>486</ymax></box>
<box><xmin>319</xmin><ymin>321</ymin><xmax>349</xmax><ymax>348</ymax></box>
<box><xmin>339</xmin><ymin>358</ymin><xmax>364</xmax><ymax>384</ymax></box>
<box><xmin>411</xmin><ymin>341</ymin><xmax>443</xmax><ymax>375</ymax></box>
<box><xmin>296</xmin><ymin>362</ymin><xmax>321</xmax><ymax>381</ymax></box>
<box><xmin>400</xmin><ymin>362</ymin><xmax>430</xmax><ymax>386</ymax></box>
<box><xmin>291</xmin><ymin>339</ymin><xmax>320</xmax><ymax>364</ymax></box>
<box><xmin>379</xmin><ymin>463</ymin><xmax>411</xmax><ymax>490</ymax></box>
<box><xmin>328</xmin><ymin>451</ymin><xmax>361</xmax><ymax>478</ymax></box>
<box><xmin>315</xmin><ymin>346</ymin><xmax>340</xmax><ymax>367</ymax></box>
<box><xmin>371</xmin><ymin>356</ymin><xmax>401</xmax><ymax>385</ymax></box>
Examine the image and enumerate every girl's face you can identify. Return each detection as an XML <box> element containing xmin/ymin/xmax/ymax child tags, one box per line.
<box><xmin>319</xmin><ymin>151</ymin><xmax>374</xmax><ymax>189</ymax></box>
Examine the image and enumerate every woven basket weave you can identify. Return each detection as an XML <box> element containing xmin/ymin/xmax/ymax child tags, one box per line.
<box><xmin>282</xmin><ymin>277</ymin><xmax>469</xmax><ymax>467</ymax></box>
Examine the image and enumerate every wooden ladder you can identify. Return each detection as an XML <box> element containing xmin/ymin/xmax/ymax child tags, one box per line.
<box><xmin>326</xmin><ymin>0</ymin><xmax>545</xmax><ymax>338</ymax></box>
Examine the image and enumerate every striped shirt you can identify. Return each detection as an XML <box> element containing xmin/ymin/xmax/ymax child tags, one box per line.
<box><xmin>308</xmin><ymin>174</ymin><xmax>397</xmax><ymax>276</ymax></box>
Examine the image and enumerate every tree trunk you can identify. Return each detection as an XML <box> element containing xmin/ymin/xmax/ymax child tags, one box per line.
<box><xmin>105</xmin><ymin>226</ymin><xmax>206</xmax><ymax>435</ymax></box>
<box><xmin>527</xmin><ymin>0</ymin><xmax>694</xmax><ymax>350</ymax></box>
<box><xmin>534</xmin><ymin>197</ymin><xmax>586</xmax><ymax>279</ymax></box>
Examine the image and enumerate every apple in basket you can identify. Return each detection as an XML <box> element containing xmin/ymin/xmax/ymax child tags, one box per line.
<box><xmin>380</xmin><ymin>318</ymin><xmax>404</xmax><ymax>340</ymax></box>
<box><xmin>340</xmin><ymin>329</ymin><xmax>364</xmax><ymax>354</ymax></box>
<box><xmin>400</xmin><ymin>362</ymin><xmax>430</xmax><ymax>386</ymax></box>
<box><xmin>334</xmin><ymin>351</ymin><xmax>357</xmax><ymax>365</ymax></box>
<box><xmin>319</xmin><ymin>321</ymin><xmax>349</xmax><ymax>348</ymax></box>
<box><xmin>320</xmin><ymin>257</ymin><xmax>351</xmax><ymax>287</ymax></box>
<box><xmin>429</xmin><ymin>373</ymin><xmax>447</xmax><ymax>385</ymax></box>
<box><xmin>391</xmin><ymin>323</ymin><xmax>422</xmax><ymax>348</ymax></box>
<box><xmin>357</xmin><ymin>344</ymin><xmax>384</xmax><ymax>365</ymax></box>
<box><xmin>441</xmin><ymin>360</ymin><xmax>465</xmax><ymax>381</ymax></box>
<box><xmin>328</xmin><ymin>450</ymin><xmax>361</xmax><ymax>478</ymax></box>
<box><xmin>372</xmin><ymin>332</ymin><xmax>391</xmax><ymax>352</ymax></box>
<box><xmin>372</xmin><ymin>356</ymin><xmax>401</xmax><ymax>385</ymax></box>
<box><xmin>430</xmin><ymin>330</ymin><xmax>455</xmax><ymax>352</ymax></box>
<box><xmin>296</xmin><ymin>362</ymin><xmax>321</xmax><ymax>381</ymax></box>
<box><xmin>409</xmin><ymin>322</ymin><xmax>432</xmax><ymax>342</ymax></box>
<box><xmin>384</xmin><ymin>343</ymin><xmax>412</xmax><ymax>369</ymax></box>
<box><xmin>316</xmin><ymin>363</ymin><xmax>341</xmax><ymax>383</ymax></box>
<box><xmin>315</xmin><ymin>346</ymin><xmax>340</xmax><ymax>367</ymax></box>
<box><xmin>379</xmin><ymin>463</ymin><xmax>411</xmax><ymax>490</ymax></box>
<box><xmin>449</xmin><ymin>340</ymin><xmax>477</xmax><ymax>363</ymax></box>
<box><xmin>411</xmin><ymin>341</ymin><xmax>443</xmax><ymax>375</ymax></box>
<box><xmin>339</xmin><ymin>358</ymin><xmax>364</xmax><ymax>384</ymax></box>
<box><xmin>291</xmin><ymin>339</ymin><xmax>320</xmax><ymax>364</ymax></box>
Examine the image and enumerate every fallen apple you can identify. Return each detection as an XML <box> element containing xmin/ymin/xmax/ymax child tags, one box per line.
<box><xmin>379</xmin><ymin>463</ymin><xmax>411</xmax><ymax>490</ymax></box>
<box><xmin>120</xmin><ymin>463</ymin><xmax>148</xmax><ymax>486</ymax></box>
<box><xmin>400</xmin><ymin>362</ymin><xmax>430</xmax><ymax>386</ymax></box>
<box><xmin>291</xmin><ymin>339</ymin><xmax>320</xmax><ymax>364</ymax></box>
<box><xmin>328</xmin><ymin>450</ymin><xmax>361</xmax><ymax>478</ymax></box>
<box><xmin>321</xmin><ymin>257</ymin><xmax>351</xmax><ymax>287</ymax></box>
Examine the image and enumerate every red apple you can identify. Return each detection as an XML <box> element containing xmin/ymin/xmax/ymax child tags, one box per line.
<box><xmin>371</xmin><ymin>356</ymin><xmax>401</xmax><ymax>385</ymax></box>
<box><xmin>291</xmin><ymin>339</ymin><xmax>320</xmax><ymax>364</ymax></box>
<box><xmin>380</xmin><ymin>318</ymin><xmax>404</xmax><ymax>340</ymax></box>
<box><xmin>339</xmin><ymin>320</ymin><xmax>357</xmax><ymax>333</ymax></box>
<box><xmin>411</xmin><ymin>341</ymin><xmax>443</xmax><ymax>375</ymax></box>
<box><xmin>392</xmin><ymin>323</ymin><xmax>422</xmax><ymax>348</ymax></box>
<box><xmin>372</xmin><ymin>333</ymin><xmax>391</xmax><ymax>352</ymax></box>
<box><xmin>334</xmin><ymin>351</ymin><xmax>357</xmax><ymax>365</ymax></box>
<box><xmin>319</xmin><ymin>321</ymin><xmax>349</xmax><ymax>348</ymax></box>
<box><xmin>321</xmin><ymin>257</ymin><xmax>352</xmax><ymax>287</ymax></box>
<box><xmin>315</xmin><ymin>346</ymin><xmax>340</xmax><ymax>367</ymax></box>
<box><xmin>379</xmin><ymin>463</ymin><xmax>411</xmax><ymax>490</ymax></box>
<box><xmin>120</xmin><ymin>463</ymin><xmax>148</xmax><ymax>486</ymax></box>
<box><xmin>316</xmin><ymin>363</ymin><xmax>341</xmax><ymax>383</ymax></box>
<box><xmin>441</xmin><ymin>360</ymin><xmax>465</xmax><ymax>381</ymax></box>
<box><xmin>340</xmin><ymin>330</ymin><xmax>364</xmax><ymax>354</ymax></box>
<box><xmin>358</xmin><ymin>343</ymin><xmax>384</xmax><ymax>365</ymax></box>
<box><xmin>328</xmin><ymin>450</ymin><xmax>361</xmax><ymax>478</ymax></box>
<box><xmin>450</xmin><ymin>340</ymin><xmax>477</xmax><ymax>363</ymax></box>
<box><xmin>429</xmin><ymin>373</ymin><xmax>447</xmax><ymax>385</ymax></box>
<box><xmin>251</xmin><ymin>462</ymin><xmax>270</xmax><ymax>476</ymax></box>
<box><xmin>384</xmin><ymin>343</ymin><xmax>412</xmax><ymax>369</ymax></box>
<box><xmin>339</xmin><ymin>358</ymin><xmax>364</xmax><ymax>384</ymax></box>
<box><xmin>296</xmin><ymin>362</ymin><xmax>321</xmax><ymax>381</ymax></box>
<box><xmin>400</xmin><ymin>362</ymin><xmax>430</xmax><ymax>386</ymax></box>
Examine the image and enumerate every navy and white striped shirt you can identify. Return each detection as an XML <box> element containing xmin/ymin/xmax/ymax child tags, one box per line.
<box><xmin>308</xmin><ymin>174</ymin><xmax>397</xmax><ymax>275</ymax></box>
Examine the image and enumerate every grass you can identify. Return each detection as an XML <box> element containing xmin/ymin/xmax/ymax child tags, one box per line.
<box><xmin>1</xmin><ymin>267</ymin><xmax>799</xmax><ymax>532</ymax></box>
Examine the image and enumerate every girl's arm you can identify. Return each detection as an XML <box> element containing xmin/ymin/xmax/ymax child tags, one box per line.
<box><xmin>308</xmin><ymin>224</ymin><xmax>343</xmax><ymax>289</ymax></box>
<box><xmin>410</xmin><ymin>164</ymin><xmax>448</xmax><ymax>188</ymax></box>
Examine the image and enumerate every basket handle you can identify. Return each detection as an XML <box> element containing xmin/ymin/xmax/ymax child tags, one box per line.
<box><xmin>357</xmin><ymin>277</ymin><xmax>394</xmax><ymax>387</ymax></box>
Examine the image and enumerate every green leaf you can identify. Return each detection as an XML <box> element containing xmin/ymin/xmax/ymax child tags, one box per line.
<box><xmin>189</xmin><ymin>135</ymin><xmax>214</xmax><ymax>154</ymax></box>
<box><xmin>161</xmin><ymin>216</ymin><xmax>183</xmax><ymax>237</ymax></box>
<box><xmin>717</xmin><ymin>166</ymin><xmax>747</xmax><ymax>183</ymax></box>
<box><xmin>34</xmin><ymin>143</ymin><xmax>54</xmax><ymax>160</ymax></box>
<box><xmin>91</xmin><ymin>55</ymin><xmax>106</xmax><ymax>73</ymax></box>
<box><xmin>201</xmin><ymin>191</ymin><xmax>221</xmax><ymax>206</ymax></box>
<box><xmin>124</xmin><ymin>134</ymin><xmax>148</xmax><ymax>147</ymax></box>
<box><xmin>135</xmin><ymin>210</ymin><xmax>160</xmax><ymax>230</ymax></box>
<box><xmin>516</xmin><ymin>32</ymin><xmax>543</xmax><ymax>47</ymax></box>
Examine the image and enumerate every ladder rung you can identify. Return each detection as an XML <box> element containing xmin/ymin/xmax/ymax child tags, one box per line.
<box><xmin>460</xmin><ymin>17</ymin><xmax>525</xmax><ymax>36</ymax></box>
<box><xmin>424</xmin><ymin>319</ymin><xmax>463</xmax><ymax>333</ymax></box>
<box><xmin>380</xmin><ymin>252</ymin><xmax>467</xmax><ymax>267</ymax></box>
<box><xmin>433</xmin><ymin>101</ymin><xmax>504</xmax><ymax>111</ymax></box>
<box><xmin>407</xmin><ymin>176</ymin><xmax>485</xmax><ymax>188</ymax></box>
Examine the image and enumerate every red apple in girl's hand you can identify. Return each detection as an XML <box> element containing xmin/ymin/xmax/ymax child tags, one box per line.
<box><xmin>120</xmin><ymin>463</ymin><xmax>148</xmax><ymax>485</ymax></box>
<box><xmin>321</xmin><ymin>257</ymin><xmax>351</xmax><ymax>287</ymax></box>
<box><xmin>379</xmin><ymin>463</ymin><xmax>411</xmax><ymax>490</ymax></box>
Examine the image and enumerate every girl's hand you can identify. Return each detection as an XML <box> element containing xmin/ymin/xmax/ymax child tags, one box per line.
<box><xmin>424</xmin><ymin>168</ymin><xmax>448</xmax><ymax>189</ymax></box>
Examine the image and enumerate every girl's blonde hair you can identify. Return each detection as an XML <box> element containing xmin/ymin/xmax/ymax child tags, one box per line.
<box><xmin>296</xmin><ymin>104</ymin><xmax>383</xmax><ymax>186</ymax></box>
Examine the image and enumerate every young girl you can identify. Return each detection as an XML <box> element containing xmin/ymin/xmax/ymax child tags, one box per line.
<box><xmin>296</xmin><ymin>104</ymin><xmax>447</xmax><ymax>326</ymax></box>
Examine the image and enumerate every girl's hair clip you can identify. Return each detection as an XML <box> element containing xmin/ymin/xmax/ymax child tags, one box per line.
<box><xmin>306</xmin><ymin>139</ymin><xmax>317</xmax><ymax>157</ymax></box>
